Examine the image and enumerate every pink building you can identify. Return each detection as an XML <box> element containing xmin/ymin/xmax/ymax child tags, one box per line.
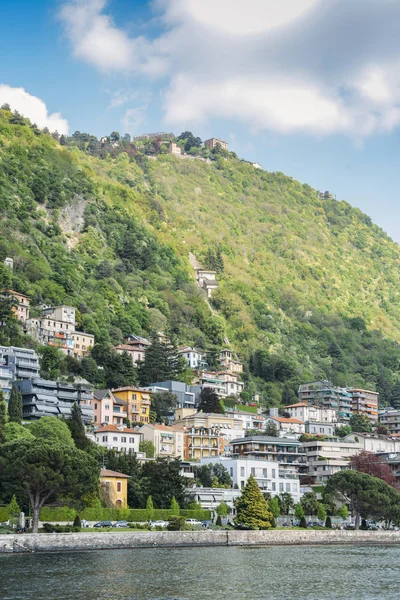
<box><xmin>115</xmin><ymin>335</ymin><xmax>150</xmax><ymax>366</ymax></box>
<box><xmin>92</xmin><ymin>389</ymin><xmax>128</xmax><ymax>426</ymax></box>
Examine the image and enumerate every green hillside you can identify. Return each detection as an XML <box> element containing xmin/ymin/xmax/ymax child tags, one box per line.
<box><xmin>1</xmin><ymin>107</ymin><xmax>400</xmax><ymax>406</ymax></box>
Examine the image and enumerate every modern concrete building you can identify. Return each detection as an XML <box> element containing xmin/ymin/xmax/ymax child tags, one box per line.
<box><xmin>300</xmin><ymin>439</ymin><xmax>362</xmax><ymax>484</ymax></box>
<box><xmin>230</xmin><ymin>436</ymin><xmax>305</xmax><ymax>474</ymax></box>
<box><xmin>344</xmin><ymin>433</ymin><xmax>400</xmax><ymax>453</ymax></box>
<box><xmin>145</xmin><ymin>381</ymin><xmax>201</xmax><ymax>409</ymax></box>
<box><xmin>0</xmin><ymin>345</ymin><xmax>40</xmax><ymax>400</ymax></box>
<box><xmin>348</xmin><ymin>388</ymin><xmax>378</xmax><ymax>425</ymax></box>
<box><xmin>16</xmin><ymin>377</ymin><xmax>93</xmax><ymax>422</ymax></box>
<box><xmin>298</xmin><ymin>381</ymin><xmax>353</xmax><ymax>422</ymax></box>
<box><xmin>140</xmin><ymin>423</ymin><xmax>185</xmax><ymax>458</ymax></box>
<box><xmin>201</xmin><ymin>456</ymin><xmax>301</xmax><ymax>503</ymax></box>
<box><xmin>305</xmin><ymin>421</ymin><xmax>335</xmax><ymax>437</ymax></box>
<box><xmin>378</xmin><ymin>408</ymin><xmax>400</xmax><ymax>434</ymax></box>
<box><xmin>93</xmin><ymin>425</ymin><xmax>142</xmax><ymax>454</ymax></box>
<box><xmin>185</xmin><ymin>486</ymin><xmax>241</xmax><ymax>513</ymax></box>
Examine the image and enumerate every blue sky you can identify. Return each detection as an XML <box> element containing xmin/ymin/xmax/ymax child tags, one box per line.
<box><xmin>2</xmin><ymin>0</ymin><xmax>400</xmax><ymax>240</ymax></box>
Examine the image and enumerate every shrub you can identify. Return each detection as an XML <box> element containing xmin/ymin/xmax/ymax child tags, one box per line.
<box><xmin>167</xmin><ymin>516</ymin><xmax>187</xmax><ymax>531</ymax></box>
<box><xmin>325</xmin><ymin>516</ymin><xmax>332</xmax><ymax>529</ymax></box>
<box><xmin>299</xmin><ymin>516</ymin><xmax>307</xmax><ymax>528</ymax></box>
<box><xmin>270</xmin><ymin>516</ymin><xmax>277</xmax><ymax>528</ymax></box>
<box><xmin>360</xmin><ymin>519</ymin><xmax>368</xmax><ymax>530</ymax></box>
<box><xmin>216</xmin><ymin>515</ymin><xmax>222</xmax><ymax>527</ymax></box>
<box><xmin>73</xmin><ymin>515</ymin><xmax>81</xmax><ymax>529</ymax></box>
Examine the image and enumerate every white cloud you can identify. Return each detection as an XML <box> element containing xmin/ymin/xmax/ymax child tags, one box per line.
<box><xmin>122</xmin><ymin>107</ymin><xmax>146</xmax><ymax>134</ymax></box>
<box><xmin>0</xmin><ymin>85</ymin><xmax>69</xmax><ymax>134</ymax></box>
<box><xmin>59</xmin><ymin>0</ymin><xmax>400</xmax><ymax>138</ymax></box>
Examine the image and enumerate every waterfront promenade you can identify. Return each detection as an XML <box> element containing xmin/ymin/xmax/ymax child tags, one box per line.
<box><xmin>2</xmin><ymin>529</ymin><xmax>400</xmax><ymax>554</ymax></box>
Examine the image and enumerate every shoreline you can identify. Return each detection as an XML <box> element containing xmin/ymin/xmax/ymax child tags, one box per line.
<box><xmin>2</xmin><ymin>529</ymin><xmax>400</xmax><ymax>554</ymax></box>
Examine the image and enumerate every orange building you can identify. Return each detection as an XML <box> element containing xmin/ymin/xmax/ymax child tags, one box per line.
<box><xmin>100</xmin><ymin>468</ymin><xmax>130</xmax><ymax>508</ymax></box>
<box><xmin>184</xmin><ymin>425</ymin><xmax>225</xmax><ymax>460</ymax></box>
<box><xmin>348</xmin><ymin>388</ymin><xmax>379</xmax><ymax>425</ymax></box>
<box><xmin>2</xmin><ymin>289</ymin><xmax>30</xmax><ymax>322</ymax></box>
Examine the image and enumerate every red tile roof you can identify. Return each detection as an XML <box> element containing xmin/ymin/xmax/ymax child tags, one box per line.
<box><xmin>95</xmin><ymin>425</ymin><xmax>141</xmax><ymax>434</ymax></box>
<box><xmin>100</xmin><ymin>468</ymin><xmax>130</xmax><ymax>479</ymax></box>
<box><xmin>271</xmin><ymin>417</ymin><xmax>305</xmax><ymax>424</ymax></box>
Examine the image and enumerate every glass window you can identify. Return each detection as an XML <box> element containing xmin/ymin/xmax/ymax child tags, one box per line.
<box><xmin>286</xmin><ymin>483</ymin><xmax>290</xmax><ymax>492</ymax></box>
<box><xmin>105</xmin><ymin>416</ymin><xmax>109</xmax><ymax>422</ymax></box>
<box><xmin>105</xmin><ymin>404</ymin><xmax>110</xmax><ymax>410</ymax></box>
<box><xmin>263</xmin><ymin>469</ymin><xmax>268</xmax><ymax>478</ymax></box>
<box><xmin>113</xmin><ymin>436</ymin><xmax>118</xmax><ymax>441</ymax></box>
<box><xmin>129</xmin><ymin>437</ymin><xmax>134</xmax><ymax>443</ymax></box>
<box><xmin>272</xmin><ymin>469</ymin><xmax>276</xmax><ymax>478</ymax></box>
<box><xmin>272</xmin><ymin>482</ymin><xmax>276</xmax><ymax>491</ymax></box>
<box><xmin>117</xmin><ymin>482</ymin><xmax>122</xmax><ymax>492</ymax></box>
<box><xmin>121</xmin><ymin>437</ymin><xmax>126</xmax><ymax>443</ymax></box>
<box><xmin>251</xmin><ymin>467</ymin><xmax>255</xmax><ymax>476</ymax></box>
<box><xmin>279</xmin><ymin>482</ymin><xmax>284</xmax><ymax>492</ymax></box>
<box><xmin>240</xmin><ymin>466</ymin><xmax>245</xmax><ymax>476</ymax></box>
<box><xmin>102</xmin><ymin>436</ymin><xmax>108</xmax><ymax>442</ymax></box>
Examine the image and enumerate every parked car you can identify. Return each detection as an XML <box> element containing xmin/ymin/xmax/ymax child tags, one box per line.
<box><xmin>307</xmin><ymin>521</ymin><xmax>321</xmax><ymax>527</ymax></box>
<box><xmin>93</xmin><ymin>521</ymin><xmax>113</xmax><ymax>528</ymax></box>
<box><xmin>185</xmin><ymin>519</ymin><xmax>202</xmax><ymax>526</ymax></box>
<box><xmin>113</xmin><ymin>521</ymin><xmax>129</xmax><ymax>528</ymax></box>
<box><xmin>151</xmin><ymin>520</ymin><xmax>168</xmax><ymax>528</ymax></box>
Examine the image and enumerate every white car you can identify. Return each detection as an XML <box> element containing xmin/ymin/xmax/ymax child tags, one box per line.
<box><xmin>185</xmin><ymin>519</ymin><xmax>202</xmax><ymax>526</ymax></box>
<box><xmin>151</xmin><ymin>520</ymin><xmax>168</xmax><ymax>528</ymax></box>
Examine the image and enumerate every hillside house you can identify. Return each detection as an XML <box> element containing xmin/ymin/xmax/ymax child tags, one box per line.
<box><xmin>204</xmin><ymin>138</ymin><xmax>228</xmax><ymax>150</ymax></box>
<box><xmin>169</xmin><ymin>142</ymin><xmax>182</xmax><ymax>155</ymax></box>
<box><xmin>195</xmin><ymin>268</ymin><xmax>219</xmax><ymax>298</ymax></box>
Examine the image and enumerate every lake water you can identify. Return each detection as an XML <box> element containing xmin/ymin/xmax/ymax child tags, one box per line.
<box><xmin>1</xmin><ymin>545</ymin><xmax>399</xmax><ymax>599</ymax></box>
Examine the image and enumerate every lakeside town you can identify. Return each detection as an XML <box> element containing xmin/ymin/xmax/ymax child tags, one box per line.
<box><xmin>2</xmin><ymin>272</ymin><xmax>400</xmax><ymax>535</ymax></box>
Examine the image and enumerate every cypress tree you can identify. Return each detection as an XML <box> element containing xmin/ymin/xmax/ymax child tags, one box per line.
<box><xmin>0</xmin><ymin>390</ymin><xmax>7</xmax><ymax>443</ymax></box>
<box><xmin>67</xmin><ymin>402</ymin><xmax>89</xmax><ymax>450</ymax></box>
<box><xmin>215</xmin><ymin>245</ymin><xmax>224</xmax><ymax>273</ymax></box>
<box><xmin>234</xmin><ymin>475</ymin><xmax>273</xmax><ymax>529</ymax></box>
<box><xmin>198</xmin><ymin>387</ymin><xmax>224</xmax><ymax>414</ymax></box>
<box><xmin>390</xmin><ymin>380</ymin><xmax>400</xmax><ymax>409</ymax></box>
<box><xmin>8</xmin><ymin>386</ymin><xmax>23</xmax><ymax>424</ymax></box>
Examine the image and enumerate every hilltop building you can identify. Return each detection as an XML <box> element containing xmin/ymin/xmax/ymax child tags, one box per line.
<box><xmin>177</xmin><ymin>346</ymin><xmax>206</xmax><ymax>369</ymax></box>
<box><xmin>89</xmin><ymin>389</ymin><xmax>128</xmax><ymax>426</ymax></box>
<box><xmin>1</xmin><ymin>289</ymin><xmax>30</xmax><ymax>322</ymax></box>
<box><xmin>219</xmin><ymin>349</ymin><xmax>244</xmax><ymax>373</ymax></box>
<box><xmin>378</xmin><ymin>408</ymin><xmax>400</xmax><ymax>435</ymax></box>
<box><xmin>169</xmin><ymin>142</ymin><xmax>182</xmax><ymax>155</ymax></box>
<box><xmin>175</xmin><ymin>408</ymin><xmax>244</xmax><ymax>450</ymax></box>
<box><xmin>266</xmin><ymin>415</ymin><xmax>305</xmax><ymax>437</ymax></box>
<box><xmin>204</xmin><ymin>138</ymin><xmax>228</xmax><ymax>150</ymax></box>
<box><xmin>184</xmin><ymin>425</ymin><xmax>225</xmax><ymax>460</ymax></box>
<box><xmin>26</xmin><ymin>304</ymin><xmax>94</xmax><ymax>357</ymax></box>
<box><xmin>195</xmin><ymin>268</ymin><xmax>219</xmax><ymax>298</ymax></box>
<box><xmin>115</xmin><ymin>335</ymin><xmax>150</xmax><ymax>366</ymax></box>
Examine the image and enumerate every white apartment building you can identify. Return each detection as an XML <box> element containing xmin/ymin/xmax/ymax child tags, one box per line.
<box><xmin>305</xmin><ymin>421</ymin><xmax>335</xmax><ymax>437</ymax></box>
<box><xmin>285</xmin><ymin>402</ymin><xmax>337</xmax><ymax>423</ymax></box>
<box><xmin>140</xmin><ymin>423</ymin><xmax>185</xmax><ymax>459</ymax></box>
<box><xmin>301</xmin><ymin>439</ymin><xmax>362</xmax><ymax>484</ymax></box>
<box><xmin>201</xmin><ymin>456</ymin><xmax>301</xmax><ymax>503</ymax></box>
<box><xmin>92</xmin><ymin>425</ymin><xmax>142</xmax><ymax>453</ymax></box>
<box><xmin>225</xmin><ymin>409</ymin><xmax>265</xmax><ymax>432</ymax></box>
<box><xmin>267</xmin><ymin>416</ymin><xmax>305</xmax><ymax>437</ymax></box>
<box><xmin>344</xmin><ymin>433</ymin><xmax>400</xmax><ymax>453</ymax></box>
<box><xmin>177</xmin><ymin>346</ymin><xmax>206</xmax><ymax>369</ymax></box>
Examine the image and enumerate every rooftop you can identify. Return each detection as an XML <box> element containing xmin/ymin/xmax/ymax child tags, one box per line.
<box><xmin>95</xmin><ymin>425</ymin><xmax>141</xmax><ymax>434</ymax></box>
<box><xmin>100</xmin><ymin>468</ymin><xmax>130</xmax><ymax>479</ymax></box>
<box><xmin>270</xmin><ymin>417</ymin><xmax>305</xmax><ymax>424</ymax></box>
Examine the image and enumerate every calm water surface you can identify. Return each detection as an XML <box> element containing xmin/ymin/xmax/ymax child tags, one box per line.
<box><xmin>1</xmin><ymin>545</ymin><xmax>400</xmax><ymax>599</ymax></box>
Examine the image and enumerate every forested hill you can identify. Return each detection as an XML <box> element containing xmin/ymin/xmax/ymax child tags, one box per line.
<box><xmin>1</xmin><ymin>107</ymin><xmax>400</xmax><ymax>407</ymax></box>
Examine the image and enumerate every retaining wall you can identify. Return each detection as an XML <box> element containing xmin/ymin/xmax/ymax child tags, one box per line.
<box><xmin>2</xmin><ymin>529</ymin><xmax>400</xmax><ymax>554</ymax></box>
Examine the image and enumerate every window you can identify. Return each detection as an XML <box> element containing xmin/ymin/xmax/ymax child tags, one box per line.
<box><xmin>129</xmin><ymin>437</ymin><xmax>135</xmax><ymax>443</ymax></box>
<box><xmin>105</xmin><ymin>416</ymin><xmax>109</xmax><ymax>422</ymax></box>
<box><xmin>263</xmin><ymin>469</ymin><xmax>268</xmax><ymax>478</ymax></box>
<box><xmin>113</xmin><ymin>436</ymin><xmax>118</xmax><ymax>442</ymax></box>
<box><xmin>293</xmin><ymin>484</ymin><xmax>298</xmax><ymax>493</ymax></box>
<box><xmin>121</xmin><ymin>437</ymin><xmax>126</xmax><ymax>443</ymax></box>
<box><xmin>279</xmin><ymin>482</ymin><xmax>284</xmax><ymax>492</ymax></box>
<box><xmin>117</xmin><ymin>482</ymin><xmax>122</xmax><ymax>492</ymax></box>
<box><xmin>251</xmin><ymin>467</ymin><xmax>256</xmax><ymax>476</ymax></box>
<box><xmin>132</xmin><ymin>393</ymin><xmax>137</xmax><ymax>400</ymax></box>
<box><xmin>102</xmin><ymin>436</ymin><xmax>108</xmax><ymax>442</ymax></box>
<box><xmin>142</xmin><ymin>408</ymin><xmax>146</xmax><ymax>414</ymax></box>
<box><xmin>230</xmin><ymin>467</ymin><xmax>233</xmax><ymax>476</ymax></box>
<box><xmin>94</xmin><ymin>416</ymin><xmax>97</xmax><ymax>422</ymax></box>
<box><xmin>286</xmin><ymin>483</ymin><xmax>290</xmax><ymax>492</ymax></box>
<box><xmin>240</xmin><ymin>466</ymin><xmax>245</xmax><ymax>477</ymax></box>
<box><xmin>105</xmin><ymin>404</ymin><xmax>110</xmax><ymax>410</ymax></box>
<box><xmin>94</xmin><ymin>403</ymin><xmax>97</xmax><ymax>409</ymax></box>
<box><xmin>272</xmin><ymin>482</ymin><xmax>276</xmax><ymax>491</ymax></box>
<box><xmin>272</xmin><ymin>469</ymin><xmax>276</xmax><ymax>478</ymax></box>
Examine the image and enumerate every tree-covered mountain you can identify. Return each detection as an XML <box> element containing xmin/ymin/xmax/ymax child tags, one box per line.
<box><xmin>2</xmin><ymin>106</ymin><xmax>400</xmax><ymax>406</ymax></box>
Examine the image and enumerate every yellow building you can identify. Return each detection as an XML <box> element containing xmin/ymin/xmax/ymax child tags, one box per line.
<box><xmin>99</xmin><ymin>468</ymin><xmax>129</xmax><ymax>508</ymax></box>
<box><xmin>112</xmin><ymin>387</ymin><xmax>152</xmax><ymax>424</ymax></box>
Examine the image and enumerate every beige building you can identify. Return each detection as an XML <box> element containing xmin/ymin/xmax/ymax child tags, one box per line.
<box><xmin>219</xmin><ymin>349</ymin><xmax>243</xmax><ymax>374</ymax></box>
<box><xmin>348</xmin><ymin>388</ymin><xmax>378</xmax><ymax>425</ymax></box>
<box><xmin>266</xmin><ymin>416</ymin><xmax>305</xmax><ymax>437</ymax></box>
<box><xmin>140</xmin><ymin>423</ymin><xmax>185</xmax><ymax>458</ymax></box>
<box><xmin>2</xmin><ymin>289</ymin><xmax>30</xmax><ymax>322</ymax></box>
<box><xmin>72</xmin><ymin>332</ymin><xmax>95</xmax><ymax>357</ymax></box>
<box><xmin>204</xmin><ymin>138</ymin><xmax>228</xmax><ymax>150</ymax></box>
<box><xmin>174</xmin><ymin>408</ymin><xmax>244</xmax><ymax>447</ymax></box>
<box><xmin>169</xmin><ymin>142</ymin><xmax>182</xmax><ymax>155</ymax></box>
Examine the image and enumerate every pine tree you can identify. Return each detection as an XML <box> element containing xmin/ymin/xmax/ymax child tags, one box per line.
<box><xmin>0</xmin><ymin>390</ymin><xmax>7</xmax><ymax>443</ymax></box>
<box><xmin>234</xmin><ymin>475</ymin><xmax>273</xmax><ymax>529</ymax></box>
<box><xmin>390</xmin><ymin>380</ymin><xmax>400</xmax><ymax>409</ymax></box>
<box><xmin>67</xmin><ymin>402</ymin><xmax>89</xmax><ymax>450</ymax></box>
<box><xmin>138</xmin><ymin>332</ymin><xmax>170</xmax><ymax>385</ymax></box>
<box><xmin>8</xmin><ymin>386</ymin><xmax>22</xmax><ymax>424</ymax></box>
<box><xmin>198</xmin><ymin>387</ymin><xmax>224</xmax><ymax>414</ymax></box>
<box><xmin>169</xmin><ymin>496</ymin><xmax>180</xmax><ymax>516</ymax></box>
<box><xmin>8</xmin><ymin>495</ymin><xmax>20</xmax><ymax>528</ymax></box>
<box><xmin>215</xmin><ymin>245</ymin><xmax>224</xmax><ymax>273</ymax></box>
<box><xmin>146</xmin><ymin>495</ymin><xmax>155</xmax><ymax>522</ymax></box>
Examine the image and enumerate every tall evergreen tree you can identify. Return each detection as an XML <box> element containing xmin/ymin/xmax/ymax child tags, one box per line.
<box><xmin>390</xmin><ymin>380</ymin><xmax>400</xmax><ymax>409</ymax></box>
<box><xmin>234</xmin><ymin>475</ymin><xmax>273</xmax><ymax>529</ymax></box>
<box><xmin>215</xmin><ymin>245</ymin><xmax>224</xmax><ymax>273</ymax></box>
<box><xmin>198</xmin><ymin>387</ymin><xmax>224</xmax><ymax>414</ymax></box>
<box><xmin>67</xmin><ymin>402</ymin><xmax>89</xmax><ymax>450</ymax></box>
<box><xmin>138</xmin><ymin>332</ymin><xmax>186</xmax><ymax>386</ymax></box>
<box><xmin>0</xmin><ymin>390</ymin><xmax>7</xmax><ymax>442</ymax></box>
<box><xmin>8</xmin><ymin>386</ymin><xmax>22</xmax><ymax>424</ymax></box>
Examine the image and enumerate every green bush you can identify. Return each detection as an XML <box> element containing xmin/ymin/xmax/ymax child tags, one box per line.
<box><xmin>39</xmin><ymin>506</ymin><xmax>212</xmax><ymax>523</ymax></box>
<box><xmin>360</xmin><ymin>519</ymin><xmax>368</xmax><ymax>530</ymax></box>
<box><xmin>0</xmin><ymin>506</ymin><xmax>9</xmax><ymax>522</ymax></box>
<box><xmin>216</xmin><ymin>515</ymin><xmax>222</xmax><ymax>527</ymax></box>
<box><xmin>42</xmin><ymin>523</ymin><xmax>81</xmax><ymax>533</ymax></box>
<box><xmin>299</xmin><ymin>516</ymin><xmax>307</xmax><ymax>528</ymax></box>
<box><xmin>167</xmin><ymin>516</ymin><xmax>187</xmax><ymax>531</ymax></box>
<box><xmin>325</xmin><ymin>516</ymin><xmax>332</xmax><ymax>529</ymax></box>
<box><xmin>73</xmin><ymin>515</ymin><xmax>82</xmax><ymax>528</ymax></box>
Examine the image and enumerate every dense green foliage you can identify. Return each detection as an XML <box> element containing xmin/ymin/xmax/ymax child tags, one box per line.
<box><xmin>3</xmin><ymin>108</ymin><xmax>400</xmax><ymax>404</ymax></box>
<box><xmin>234</xmin><ymin>475</ymin><xmax>274</xmax><ymax>529</ymax></box>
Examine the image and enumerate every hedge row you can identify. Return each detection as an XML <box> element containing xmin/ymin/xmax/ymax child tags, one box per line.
<box><xmin>0</xmin><ymin>506</ymin><xmax>9</xmax><ymax>521</ymax></box>
<box><xmin>40</xmin><ymin>507</ymin><xmax>211</xmax><ymax>522</ymax></box>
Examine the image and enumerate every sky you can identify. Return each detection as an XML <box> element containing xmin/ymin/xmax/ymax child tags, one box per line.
<box><xmin>1</xmin><ymin>0</ymin><xmax>400</xmax><ymax>240</ymax></box>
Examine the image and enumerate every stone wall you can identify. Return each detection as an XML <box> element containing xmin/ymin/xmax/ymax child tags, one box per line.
<box><xmin>2</xmin><ymin>529</ymin><xmax>400</xmax><ymax>554</ymax></box>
